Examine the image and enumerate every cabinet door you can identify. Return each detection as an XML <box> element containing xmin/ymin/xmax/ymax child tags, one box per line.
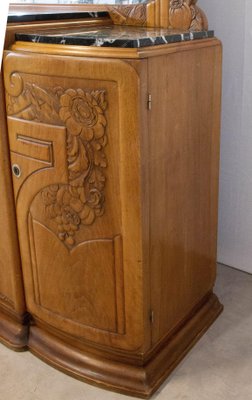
<box><xmin>4</xmin><ymin>52</ymin><xmax>146</xmax><ymax>351</ymax></box>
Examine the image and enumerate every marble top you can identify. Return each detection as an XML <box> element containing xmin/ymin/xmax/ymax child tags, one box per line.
<box><xmin>8</xmin><ymin>11</ymin><xmax>109</xmax><ymax>23</ymax></box>
<box><xmin>15</xmin><ymin>25</ymin><xmax>214</xmax><ymax>48</ymax></box>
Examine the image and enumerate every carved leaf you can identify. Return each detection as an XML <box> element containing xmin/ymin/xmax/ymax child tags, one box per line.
<box><xmin>67</xmin><ymin>136</ymin><xmax>90</xmax><ymax>184</ymax></box>
<box><xmin>92</xmin><ymin>90</ymin><xmax>107</xmax><ymax>111</ymax></box>
<box><xmin>109</xmin><ymin>4</ymin><xmax>147</xmax><ymax>26</ymax></box>
<box><xmin>89</xmin><ymin>168</ymin><xmax>106</xmax><ymax>192</ymax></box>
<box><xmin>6</xmin><ymin>80</ymin><xmax>62</xmax><ymax>124</ymax></box>
<box><xmin>93</xmin><ymin>149</ymin><xmax>107</xmax><ymax>168</ymax></box>
<box><xmin>190</xmin><ymin>5</ymin><xmax>208</xmax><ymax>31</ymax></box>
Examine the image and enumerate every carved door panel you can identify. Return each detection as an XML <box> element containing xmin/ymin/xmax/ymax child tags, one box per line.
<box><xmin>4</xmin><ymin>52</ymin><xmax>146</xmax><ymax>351</ymax></box>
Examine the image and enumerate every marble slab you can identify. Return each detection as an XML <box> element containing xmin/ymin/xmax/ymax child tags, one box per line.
<box><xmin>15</xmin><ymin>25</ymin><xmax>214</xmax><ymax>48</ymax></box>
<box><xmin>8</xmin><ymin>11</ymin><xmax>109</xmax><ymax>23</ymax></box>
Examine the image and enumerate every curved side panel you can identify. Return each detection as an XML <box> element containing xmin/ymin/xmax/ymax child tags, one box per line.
<box><xmin>0</xmin><ymin>75</ymin><xmax>27</xmax><ymax>350</ymax></box>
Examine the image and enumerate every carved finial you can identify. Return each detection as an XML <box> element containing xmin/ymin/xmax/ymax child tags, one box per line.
<box><xmin>169</xmin><ymin>0</ymin><xmax>208</xmax><ymax>31</ymax></box>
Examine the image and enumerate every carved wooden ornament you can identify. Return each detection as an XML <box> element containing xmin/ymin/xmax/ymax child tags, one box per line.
<box><xmin>107</xmin><ymin>0</ymin><xmax>208</xmax><ymax>30</ymax></box>
<box><xmin>7</xmin><ymin>76</ymin><xmax>108</xmax><ymax>247</ymax></box>
<box><xmin>109</xmin><ymin>4</ymin><xmax>147</xmax><ymax>27</ymax></box>
<box><xmin>169</xmin><ymin>0</ymin><xmax>208</xmax><ymax>31</ymax></box>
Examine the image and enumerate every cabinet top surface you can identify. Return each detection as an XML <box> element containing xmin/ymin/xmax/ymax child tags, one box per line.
<box><xmin>15</xmin><ymin>25</ymin><xmax>214</xmax><ymax>48</ymax></box>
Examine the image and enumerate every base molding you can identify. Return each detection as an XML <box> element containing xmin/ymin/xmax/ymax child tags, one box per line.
<box><xmin>0</xmin><ymin>308</ymin><xmax>29</xmax><ymax>351</ymax></box>
<box><xmin>28</xmin><ymin>293</ymin><xmax>223</xmax><ymax>398</ymax></box>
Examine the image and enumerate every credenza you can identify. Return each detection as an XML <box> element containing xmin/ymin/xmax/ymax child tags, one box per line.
<box><xmin>0</xmin><ymin>2</ymin><xmax>222</xmax><ymax>397</ymax></box>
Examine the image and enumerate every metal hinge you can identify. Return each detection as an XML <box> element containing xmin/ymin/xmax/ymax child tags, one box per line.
<box><xmin>147</xmin><ymin>94</ymin><xmax>152</xmax><ymax>110</ymax></box>
<box><xmin>150</xmin><ymin>310</ymin><xmax>154</xmax><ymax>324</ymax></box>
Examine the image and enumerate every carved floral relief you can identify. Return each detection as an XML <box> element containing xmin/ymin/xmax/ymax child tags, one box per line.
<box><xmin>169</xmin><ymin>0</ymin><xmax>208</xmax><ymax>31</ymax></box>
<box><xmin>6</xmin><ymin>74</ymin><xmax>108</xmax><ymax>246</ymax></box>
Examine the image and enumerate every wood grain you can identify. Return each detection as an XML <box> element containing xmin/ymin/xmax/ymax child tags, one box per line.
<box><xmin>147</xmin><ymin>42</ymin><xmax>222</xmax><ymax>344</ymax></box>
<box><xmin>0</xmin><ymin>74</ymin><xmax>28</xmax><ymax>350</ymax></box>
<box><xmin>4</xmin><ymin>51</ymin><xmax>148</xmax><ymax>352</ymax></box>
<box><xmin>28</xmin><ymin>293</ymin><xmax>222</xmax><ymax>398</ymax></box>
<box><xmin>3</xmin><ymin>37</ymin><xmax>222</xmax><ymax>397</ymax></box>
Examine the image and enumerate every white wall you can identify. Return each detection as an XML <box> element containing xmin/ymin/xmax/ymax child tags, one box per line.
<box><xmin>200</xmin><ymin>0</ymin><xmax>252</xmax><ymax>273</ymax></box>
<box><xmin>0</xmin><ymin>1</ymin><xmax>9</xmax><ymax>68</ymax></box>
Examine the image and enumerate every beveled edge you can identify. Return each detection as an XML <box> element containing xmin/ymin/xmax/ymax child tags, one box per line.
<box><xmin>10</xmin><ymin>37</ymin><xmax>220</xmax><ymax>60</ymax></box>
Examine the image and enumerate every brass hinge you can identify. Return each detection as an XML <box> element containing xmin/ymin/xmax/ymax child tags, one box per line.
<box><xmin>150</xmin><ymin>310</ymin><xmax>154</xmax><ymax>324</ymax></box>
<box><xmin>147</xmin><ymin>94</ymin><xmax>152</xmax><ymax>110</ymax></box>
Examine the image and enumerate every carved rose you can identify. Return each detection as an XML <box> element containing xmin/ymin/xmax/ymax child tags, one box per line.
<box><xmin>87</xmin><ymin>188</ymin><xmax>104</xmax><ymax>214</ymax></box>
<box><xmin>59</xmin><ymin>88</ymin><xmax>106</xmax><ymax>141</ymax></box>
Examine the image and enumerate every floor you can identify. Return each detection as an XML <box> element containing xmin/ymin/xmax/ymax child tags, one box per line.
<box><xmin>0</xmin><ymin>264</ymin><xmax>252</xmax><ymax>400</ymax></box>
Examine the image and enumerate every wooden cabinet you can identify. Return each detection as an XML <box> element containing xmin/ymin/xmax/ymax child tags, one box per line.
<box><xmin>2</xmin><ymin>37</ymin><xmax>222</xmax><ymax>398</ymax></box>
<box><xmin>4</xmin><ymin>54</ymin><xmax>147</xmax><ymax>352</ymax></box>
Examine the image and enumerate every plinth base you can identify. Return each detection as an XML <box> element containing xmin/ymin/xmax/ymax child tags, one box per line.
<box><xmin>0</xmin><ymin>308</ymin><xmax>28</xmax><ymax>351</ymax></box>
<box><xmin>28</xmin><ymin>293</ymin><xmax>223</xmax><ymax>398</ymax></box>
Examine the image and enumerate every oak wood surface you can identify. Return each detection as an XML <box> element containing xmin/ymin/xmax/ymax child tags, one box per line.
<box><xmin>27</xmin><ymin>293</ymin><xmax>222</xmax><ymax>398</ymax></box>
<box><xmin>2</xmin><ymin>37</ymin><xmax>222</xmax><ymax>397</ymax></box>
<box><xmin>0</xmin><ymin>2</ymin><xmax>223</xmax><ymax>395</ymax></box>
<box><xmin>8</xmin><ymin>3</ymin><xmax>108</xmax><ymax>14</ymax></box>
<box><xmin>4</xmin><ymin>51</ymin><xmax>149</xmax><ymax>352</ymax></box>
<box><xmin>0</xmin><ymin>1</ymin><xmax>114</xmax><ymax>351</ymax></box>
<box><xmin>148</xmin><ymin>43</ymin><xmax>222</xmax><ymax>344</ymax></box>
<box><xmin>0</xmin><ymin>72</ymin><xmax>28</xmax><ymax>349</ymax></box>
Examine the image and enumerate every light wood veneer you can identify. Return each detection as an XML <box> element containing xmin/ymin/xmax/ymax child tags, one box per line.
<box><xmin>2</xmin><ymin>36</ymin><xmax>223</xmax><ymax>397</ymax></box>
